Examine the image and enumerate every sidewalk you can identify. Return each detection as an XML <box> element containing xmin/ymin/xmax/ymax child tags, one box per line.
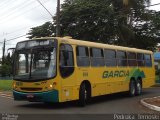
<box><xmin>140</xmin><ymin>84</ymin><xmax>160</xmax><ymax>112</ymax></box>
<box><xmin>0</xmin><ymin>90</ymin><xmax>13</xmax><ymax>97</ymax></box>
<box><xmin>141</xmin><ymin>96</ymin><xmax>160</xmax><ymax>112</ymax></box>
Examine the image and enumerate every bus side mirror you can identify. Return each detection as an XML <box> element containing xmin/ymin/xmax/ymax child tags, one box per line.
<box><xmin>7</xmin><ymin>48</ymin><xmax>15</xmax><ymax>76</ymax></box>
<box><xmin>7</xmin><ymin>48</ymin><xmax>15</xmax><ymax>56</ymax></box>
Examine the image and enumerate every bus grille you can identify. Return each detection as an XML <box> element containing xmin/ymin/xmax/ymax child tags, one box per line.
<box><xmin>20</xmin><ymin>88</ymin><xmax>42</xmax><ymax>91</ymax></box>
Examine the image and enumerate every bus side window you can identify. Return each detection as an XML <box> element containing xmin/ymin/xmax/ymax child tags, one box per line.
<box><xmin>76</xmin><ymin>46</ymin><xmax>90</xmax><ymax>67</ymax></box>
<box><xmin>104</xmin><ymin>49</ymin><xmax>117</xmax><ymax>67</ymax></box>
<box><xmin>144</xmin><ymin>54</ymin><xmax>152</xmax><ymax>67</ymax></box>
<box><xmin>59</xmin><ymin>44</ymin><xmax>74</xmax><ymax>78</ymax></box>
<box><xmin>137</xmin><ymin>53</ymin><xmax>144</xmax><ymax>67</ymax></box>
<box><xmin>128</xmin><ymin>52</ymin><xmax>137</xmax><ymax>66</ymax></box>
<box><xmin>90</xmin><ymin>48</ymin><xmax>105</xmax><ymax>67</ymax></box>
<box><xmin>117</xmin><ymin>51</ymin><xmax>127</xmax><ymax>66</ymax></box>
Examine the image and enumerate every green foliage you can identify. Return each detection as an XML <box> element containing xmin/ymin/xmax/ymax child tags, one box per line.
<box><xmin>0</xmin><ymin>54</ymin><xmax>13</xmax><ymax>77</ymax></box>
<box><xmin>27</xmin><ymin>0</ymin><xmax>160</xmax><ymax>50</ymax></box>
<box><xmin>0</xmin><ymin>64</ymin><xmax>12</xmax><ymax>77</ymax></box>
<box><xmin>60</xmin><ymin>0</ymin><xmax>115</xmax><ymax>43</ymax></box>
<box><xmin>27</xmin><ymin>22</ymin><xmax>55</xmax><ymax>39</ymax></box>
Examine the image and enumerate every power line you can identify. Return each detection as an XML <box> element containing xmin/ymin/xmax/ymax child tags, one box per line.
<box><xmin>6</xmin><ymin>34</ymin><xmax>27</xmax><ymax>42</ymax></box>
<box><xmin>36</xmin><ymin>0</ymin><xmax>54</xmax><ymax>18</ymax></box>
<box><xmin>0</xmin><ymin>1</ymin><xmax>38</xmax><ymax>21</ymax></box>
<box><xmin>0</xmin><ymin>0</ymin><xmax>51</xmax><ymax>25</ymax></box>
<box><xmin>0</xmin><ymin>0</ymin><xmax>14</xmax><ymax>8</ymax></box>
<box><xmin>0</xmin><ymin>18</ymin><xmax>53</xmax><ymax>39</ymax></box>
<box><xmin>0</xmin><ymin>25</ymin><xmax>35</xmax><ymax>37</ymax></box>
<box><xmin>0</xmin><ymin>1</ymin><xmax>159</xmax><ymax>43</ymax></box>
<box><xmin>0</xmin><ymin>0</ymin><xmax>32</xmax><ymax>19</ymax></box>
<box><xmin>0</xmin><ymin>0</ymin><xmax>9</xmax><ymax>6</ymax></box>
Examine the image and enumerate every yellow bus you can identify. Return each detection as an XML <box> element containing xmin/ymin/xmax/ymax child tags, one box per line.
<box><xmin>12</xmin><ymin>37</ymin><xmax>155</xmax><ymax>106</ymax></box>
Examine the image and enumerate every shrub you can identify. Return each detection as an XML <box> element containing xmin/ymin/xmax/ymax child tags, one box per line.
<box><xmin>0</xmin><ymin>64</ymin><xmax>12</xmax><ymax>77</ymax></box>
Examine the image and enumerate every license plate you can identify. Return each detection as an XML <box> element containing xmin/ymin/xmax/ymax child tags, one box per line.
<box><xmin>27</xmin><ymin>94</ymin><xmax>34</xmax><ymax>98</ymax></box>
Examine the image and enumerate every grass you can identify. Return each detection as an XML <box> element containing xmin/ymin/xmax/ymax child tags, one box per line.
<box><xmin>155</xmin><ymin>75</ymin><xmax>160</xmax><ymax>83</ymax></box>
<box><xmin>156</xmin><ymin>75</ymin><xmax>160</xmax><ymax>80</ymax></box>
<box><xmin>0</xmin><ymin>80</ymin><xmax>12</xmax><ymax>91</ymax></box>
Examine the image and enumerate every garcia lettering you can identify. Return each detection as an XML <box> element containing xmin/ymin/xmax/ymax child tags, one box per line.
<box><xmin>103</xmin><ymin>70</ymin><xmax>129</xmax><ymax>78</ymax></box>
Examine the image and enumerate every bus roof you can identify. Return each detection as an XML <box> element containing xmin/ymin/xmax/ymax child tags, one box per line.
<box><xmin>31</xmin><ymin>37</ymin><xmax>152</xmax><ymax>54</ymax></box>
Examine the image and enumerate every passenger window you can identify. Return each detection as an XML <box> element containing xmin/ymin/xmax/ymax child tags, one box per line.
<box><xmin>59</xmin><ymin>44</ymin><xmax>74</xmax><ymax>78</ymax></box>
<box><xmin>76</xmin><ymin>46</ymin><xmax>90</xmax><ymax>66</ymax></box>
<box><xmin>128</xmin><ymin>52</ymin><xmax>137</xmax><ymax>66</ymax></box>
<box><xmin>144</xmin><ymin>54</ymin><xmax>152</xmax><ymax>67</ymax></box>
<box><xmin>90</xmin><ymin>48</ymin><xmax>104</xmax><ymax>67</ymax></box>
<box><xmin>117</xmin><ymin>51</ymin><xmax>127</xmax><ymax>66</ymax></box>
<box><xmin>137</xmin><ymin>53</ymin><xmax>144</xmax><ymax>66</ymax></box>
<box><xmin>104</xmin><ymin>49</ymin><xmax>117</xmax><ymax>66</ymax></box>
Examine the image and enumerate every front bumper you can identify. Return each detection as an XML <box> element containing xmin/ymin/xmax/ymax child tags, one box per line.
<box><xmin>13</xmin><ymin>90</ymin><xmax>59</xmax><ymax>102</ymax></box>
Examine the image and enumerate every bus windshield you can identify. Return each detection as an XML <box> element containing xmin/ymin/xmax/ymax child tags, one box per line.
<box><xmin>14</xmin><ymin>40</ymin><xmax>57</xmax><ymax>81</ymax></box>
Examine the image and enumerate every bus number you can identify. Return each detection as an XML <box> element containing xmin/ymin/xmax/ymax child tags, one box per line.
<box><xmin>83</xmin><ymin>72</ymin><xmax>88</xmax><ymax>77</ymax></box>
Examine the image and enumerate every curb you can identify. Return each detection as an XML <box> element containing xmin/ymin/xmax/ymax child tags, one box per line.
<box><xmin>140</xmin><ymin>96</ymin><xmax>160</xmax><ymax>112</ymax></box>
<box><xmin>0</xmin><ymin>91</ymin><xmax>12</xmax><ymax>97</ymax></box>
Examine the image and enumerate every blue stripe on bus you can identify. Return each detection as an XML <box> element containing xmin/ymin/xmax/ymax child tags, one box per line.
<box><xmin>13</xmin><ymin>90</ymin><xmax>59</xmax><ymax>102</ymax></box>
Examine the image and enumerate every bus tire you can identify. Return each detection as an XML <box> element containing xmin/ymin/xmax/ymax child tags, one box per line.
<box><xmin>78</xmin><ymin>83</ymin><xmax>87</xmax><ymax>107</ymax></box>
<box><xmin>129</xmin><ymin>80</ymin><xmax>136</xmax><ymax>97</ymax></box>
<box><xmin>135</xmin><ymin>79</ymin><xmax>142</xmax><ymax>96</ymax></box>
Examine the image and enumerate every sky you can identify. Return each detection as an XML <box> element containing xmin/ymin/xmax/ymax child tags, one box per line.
<box><xmin>0</xmin><ymin>0</ymin><xmax>159</xmax><ymax>58</ymax></box>
<box><xmin>0</xmin><ymin>0</ymin><xmax>64</xmax><ymax>58</ymax></box>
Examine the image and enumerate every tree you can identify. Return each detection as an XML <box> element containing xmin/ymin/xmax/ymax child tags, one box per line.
<box><xmin>133</xmin><ymin>10</ymin><xmax>160</xmax><ymax>50</ymax></box>
<box><xmin>0</xmin><ymin>55</ymin><xmax>12</xmax><ymax>77</ymax></box>
<box><xmin>111</xmin><ymin>0</ymin><xmax>152</xmax><ymax>46</ymax></box>
<box><xmin>60</xmin><ymin>0</ymin><xmax>116</xmax><ymax>43</ymax></box>
<box><xmin>27</xmin><ymin>0</ymin><xmax>160</xmax><ymax>50</ymax></box>
<box><xmin>27</xmin><ymin>22</ymin><xmax>55</xmax><ymax>39</ymax></box>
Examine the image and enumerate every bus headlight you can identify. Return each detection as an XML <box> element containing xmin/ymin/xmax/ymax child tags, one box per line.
<box><xmin>49</xmin><ymin>84</ymin><xmax>53</xmax><ymax>88</ymax></box>
<box><xmin>13</xmin><ymin>83</ymin><xmax>16</xmax><ymax>88</ymax></box>
<box><xmin>48</xmin><ymin>82</ymin><xmax>57</xmax><ymax>90</ymax></box>
<box><xmin>13</xmin><ymin>83</ymin><xmax>17</xmax><ymax>90</ymax></box>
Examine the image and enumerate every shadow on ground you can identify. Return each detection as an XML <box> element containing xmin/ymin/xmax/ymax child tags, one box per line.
<box><xmin>16</xmin><ymin>90</ymin><xmax>153</xmax><ymax>110</ymax></box>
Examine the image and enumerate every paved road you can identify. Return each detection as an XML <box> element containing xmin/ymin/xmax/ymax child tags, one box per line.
<box><xmin>0</xmin><ymin>87</ymin><xmax>160</xmax><ymax>120</ymax></box>
<box><xmin>0</xmin><ymin>87</ymin><xmax>160</xmax><ymax>114</ymax></box>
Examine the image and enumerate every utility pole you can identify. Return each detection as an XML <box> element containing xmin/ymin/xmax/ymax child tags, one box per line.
<box><xmin>56</xmin><ymin>0</ymin><xmax>60</xmax><ymax>37</ymax></box>
<box><xmin>2</xmin><ymin>39</ymin><xmax>6</xmax><ymax>65</ymax></box>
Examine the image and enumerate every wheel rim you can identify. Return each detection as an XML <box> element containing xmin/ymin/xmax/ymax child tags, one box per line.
<box><xmin>131</xmin><ymin>86</ymin><xmax>135</xmax><ymax>95</ymax></box>
<box><xmin>137</xmin><ymin>83</ymin><xmax>141</xmax><ymax>94</ymax></box>
<box><xmin>84</xmin><ymin>88</ymin><xmax>87</xmax><ymax>100</ymax></box>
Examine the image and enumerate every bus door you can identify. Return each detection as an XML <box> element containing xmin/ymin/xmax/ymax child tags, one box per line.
<box><xmin>59</xmin><ymin>43</ymin><xmax>76</xmax><ymax>101</ymax></box>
